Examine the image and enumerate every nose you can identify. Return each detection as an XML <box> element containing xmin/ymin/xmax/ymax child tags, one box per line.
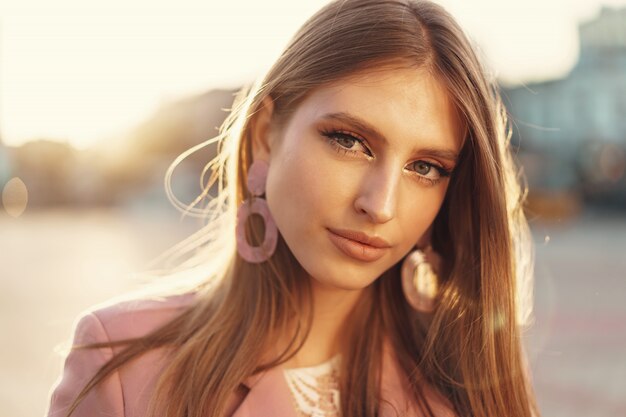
<box><xmin>354</xmin><ymin>164</ymin><xmax>400</xmax><ymax>224</ymax></box>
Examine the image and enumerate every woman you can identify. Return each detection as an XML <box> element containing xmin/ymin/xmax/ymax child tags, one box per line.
<box><xmin>46</xmin><ymin>0</ymin><xmax>539</xmax><ymax>416</ymax></box>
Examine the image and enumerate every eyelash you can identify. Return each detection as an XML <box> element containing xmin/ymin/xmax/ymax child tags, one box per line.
<box><xmin>319</xmin><ymin>128</ymin><xmax>453</xmax><ymax>186</ymax></box>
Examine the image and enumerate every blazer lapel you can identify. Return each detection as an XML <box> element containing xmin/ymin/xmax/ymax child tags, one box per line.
<box><xmin>231</xmin><ymin>366</ymin><xmax>299</xmax><ymax>417</ymax></box>
<box><xmin>379</xmin><ymin>338</ymin><xmax>415</xmax><ymax>417</ymax></box>
<box><xmin>379</xmin><ymin>338</ymin><xmax>457</xmax><ymax>417</ymax></box>
<box><xmin>229</xmin><ymin>340</ymin><xmax>406</xmax><ymax>417</ymax></box>
<box><xmin>229</xmin><ymin>337</ymin><xmax>454</xmax><ymax>417</ymax></box>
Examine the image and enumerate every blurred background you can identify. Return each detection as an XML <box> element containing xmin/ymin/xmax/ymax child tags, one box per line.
<box><xmin>1</xmin><ymin>0</ymin><xmax>625</xmax><ymax>416</ymax></box>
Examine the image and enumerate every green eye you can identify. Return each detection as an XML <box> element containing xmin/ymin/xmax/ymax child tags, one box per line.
<box><xmin>320</xmin><ymin>129</ymin><xmax>371</xmax><ymax>157</ymax></box>
<box><xmin>414</xmin><ymin>161</ymin><xmax>432</xmax><ymax>176</ymax></box>
<box><xmin>407</xmin><ymin>160</ymin><xmax>453</xmax><ymax>187</ymax></box>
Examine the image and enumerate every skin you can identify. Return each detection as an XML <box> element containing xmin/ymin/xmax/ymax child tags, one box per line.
<box><xmin>251</xmin><ymin>64</ymin><xmax>464</xmax><ymax>368</ymax></box>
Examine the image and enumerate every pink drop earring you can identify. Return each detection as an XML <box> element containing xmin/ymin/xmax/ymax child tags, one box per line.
<box><xmin>401</xmin><ymin>245</ymin><xmax>441</xmax><ymax>313</ymax></box>
<box><xmin>235</xmin><ymin>160</ymin><xmax>278</xmax><ymax>263</ymax></box>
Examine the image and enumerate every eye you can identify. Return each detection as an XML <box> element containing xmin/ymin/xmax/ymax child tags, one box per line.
<box><xmin>407</xmin><ymin>160</ymin><xmax>452</xmax><ymax>186</ymax></box>
<box><xmin>413</xmin><ymin>161</ymin><xmax>432</xmax><ymax>176</ymax></box>
<box><xmin>319</xmin><ymin>127</ymin><xmax>453</xmax><ymax>186</ymax></box>
<box><xmin>319</xmin><ymin>129</ymin><xmax>372</xmax><ymax>157</ymax></box>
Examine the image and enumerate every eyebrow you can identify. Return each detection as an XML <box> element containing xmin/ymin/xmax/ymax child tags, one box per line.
<box><xmin>319</xmin><ymin>111</ymin><xmax>459</xmax><ymax>163</ymax></box>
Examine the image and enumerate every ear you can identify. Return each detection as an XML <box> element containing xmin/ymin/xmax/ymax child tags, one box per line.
<box><xmin>250</xmin><ymin>96</ymin><xmax>275</xmax><ymax>163</ymax></box>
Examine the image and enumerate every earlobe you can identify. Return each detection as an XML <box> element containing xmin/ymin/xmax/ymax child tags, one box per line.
<box><xmin>251</xmin><ymin>96</ymin><xmax>276</xmax><ymax>162</ymax></box>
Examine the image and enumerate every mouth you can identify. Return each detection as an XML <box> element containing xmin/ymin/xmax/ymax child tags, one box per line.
<box><xmin>327</xmin><ymin>228</ymin><xmax>390</xmax><ymax>262</ymax></box>
<box><xmin>327</xmin><ymin>227</ymin><xmax>391</xmax><ymax>248</ymax></box>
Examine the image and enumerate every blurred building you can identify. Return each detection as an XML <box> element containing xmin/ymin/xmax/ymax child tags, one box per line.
<box><xmin>4</xmin><ymin>89</ymin><xmax>236</xmax><ymax>209</ymax></box>
<box><xmin>108</xmin><ymin>88</ymin><xmax>236</xmax><ymax>211</ymax></box>
<box><xmin>503</xmin><ymin>6</ymin><xmax>626</xmax><ymax>208</ymax></box>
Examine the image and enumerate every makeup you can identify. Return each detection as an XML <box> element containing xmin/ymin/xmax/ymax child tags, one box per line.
<box><xmin>327</xmin><ymin>229</ymin><xmax>388</xmax><ymax>262</ymax></box>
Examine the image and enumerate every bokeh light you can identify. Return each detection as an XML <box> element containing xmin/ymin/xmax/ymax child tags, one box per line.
<box><xmin>2</xmin><ymin>177</ymin><xmax>28</xmax><ymax>217</ymax></box>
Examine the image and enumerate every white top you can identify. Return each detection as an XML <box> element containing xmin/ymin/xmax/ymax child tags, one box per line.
<box><xmin>283</xmin><ymin>354</ymin><xmax>342</xmax><ymax>417</ymax></box>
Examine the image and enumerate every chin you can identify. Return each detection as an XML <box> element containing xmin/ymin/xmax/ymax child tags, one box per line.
<box><xmin>309</xmin><ymin>275</ymin><xmax>376</xmax><ymax>292</ymax></box>
<box><xmin>294</xmin><ymin>249</ymin><xmax>383</xmax><ymax>291</ymax></box>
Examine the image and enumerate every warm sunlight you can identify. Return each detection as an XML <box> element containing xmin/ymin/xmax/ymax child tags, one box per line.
<box><xmin>2</xmin><ymin>3</ymin><xmax>626</xmax><ymax>417</ymax></box>
<box><xmin>1</xmin><ymin>0</ymin><xmax>625</xmax><ymax>149</ymax></box>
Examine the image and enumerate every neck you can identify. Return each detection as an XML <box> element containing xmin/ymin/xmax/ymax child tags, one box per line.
<box><xmin>279</xmin><ymin>278</ymin><xmax>372</xmax><ymax>369</ymax></box>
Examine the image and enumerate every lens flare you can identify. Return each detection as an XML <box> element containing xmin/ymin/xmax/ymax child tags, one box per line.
<box><xmin>2</xmin><ymin>177</ymin><xmax>28</xmax><ymax>217</ymax></box>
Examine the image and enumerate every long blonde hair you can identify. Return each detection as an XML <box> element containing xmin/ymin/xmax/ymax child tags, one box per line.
<box><xmin>66</xmin><ymin>1</ymin><xmax>538</xmax><ymax>416</ymax></box>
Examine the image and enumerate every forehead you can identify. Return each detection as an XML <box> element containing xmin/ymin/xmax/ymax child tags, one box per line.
<box><xmin>293</xmin><ymin>65</ymin><xmax>465</xmax><ymax>153</ymax></box>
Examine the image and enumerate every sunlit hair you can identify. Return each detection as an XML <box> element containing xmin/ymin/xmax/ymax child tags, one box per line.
<box><xmin>64</xmin><ymin>1</ymin><xmax>539</xmax><ymax>416</ymax></box>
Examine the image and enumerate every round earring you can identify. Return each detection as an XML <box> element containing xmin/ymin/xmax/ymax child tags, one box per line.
<box><xmin>400</xmin><ymin>245</ymin><xmax>441</xmax><ymax>313</ymax></box>
<box><xmin>235</xmin><ymin>160</ymin><xmax>278</xmax><ymax>263</ymax></box>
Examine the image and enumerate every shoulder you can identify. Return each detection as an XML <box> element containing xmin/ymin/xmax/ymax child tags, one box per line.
<box><xmin>46</xmin><ymin>291</ymin><xmax>197</xmax><ymax>417</ymax></box>
<box><xmin>80</xmin><ymin>290</ymin><xmax>198</xmax><ymax>343</ymax></box>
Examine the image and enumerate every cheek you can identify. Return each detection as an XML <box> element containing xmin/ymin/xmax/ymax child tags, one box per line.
<box><xmin>399</xmin><ymin>187</ymin><xmax>448</xmax><ymax>246</ymax></box>
<box><xmin>266</xmin><ymin>134</ymin><xmax>357</xmax><ymax>215</ymax></box>
<box><xmin>264</xmin><ymin>140</ymin><xmax>331</xmax><ymax>230</ymax></box>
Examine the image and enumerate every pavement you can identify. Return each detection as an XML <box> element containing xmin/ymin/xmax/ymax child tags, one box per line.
<box><xmin>1</xmin><ymin>207</ymin><xmax>624</xmax><ymax>417</ymax></box>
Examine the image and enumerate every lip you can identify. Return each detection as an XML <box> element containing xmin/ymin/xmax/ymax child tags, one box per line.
<box><xmin>327</xmin><ymin>228</ymin><xmax>390</xmax><ymax>262</ymax></box>
<box><xmin>327</xmin><ymin>228</ymin><xmax>391</xmax><ymax>248</ymax></box>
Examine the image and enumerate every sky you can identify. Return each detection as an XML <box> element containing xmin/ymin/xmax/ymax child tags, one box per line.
<box><xmin>1</xmin><ymin>0</ymin><xmax>625</xmax><ymax>149</ymax></box>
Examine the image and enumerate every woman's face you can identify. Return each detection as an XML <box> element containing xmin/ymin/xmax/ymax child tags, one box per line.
<box><xmin>257</xmin><ymin>65</ymin><xmax>464</xmax><ymax>291</ymax></box>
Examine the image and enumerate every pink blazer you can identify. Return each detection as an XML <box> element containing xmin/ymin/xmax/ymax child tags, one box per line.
<box><xmin>46</xmin><ymin>292</ymin><xmax>456</xmax><ymax>417</ymax></box>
